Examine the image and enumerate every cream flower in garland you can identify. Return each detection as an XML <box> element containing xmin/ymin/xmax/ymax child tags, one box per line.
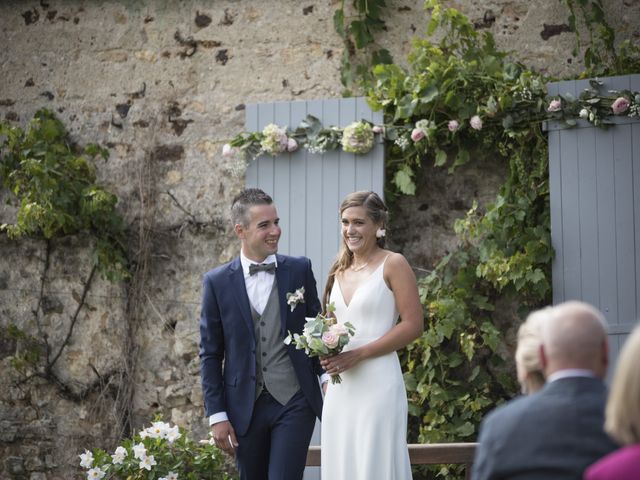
<box><xmin>341</xmin><ymin>121</ymin><xmax>374</xmax><ymax>154</ymax></box>
<box><xmin>260</xmin><ymin>123</ymin><xmax>289</xmax><ymax>155</ymax></box>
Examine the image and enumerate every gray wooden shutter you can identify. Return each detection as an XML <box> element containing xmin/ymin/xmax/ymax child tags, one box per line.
<box><xmin>546</xmin><ymin>74</ymin><xmax>640</xmax><ymax>371</ymax></box>
<box><xmin>245</xmin><ymin>97</ymin><xmax>384</xmax><ymax>288</ymax></box>
<box><xmin>245</xmin><ymin>97</ymin><xmax>384</xmax><ymax>479</ymax></box>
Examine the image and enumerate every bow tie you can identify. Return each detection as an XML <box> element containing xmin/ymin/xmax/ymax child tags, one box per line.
<box><xmin>249</xmin><ymin>262</ymin><xmax>276</xmax><ymax>276</ymax></box>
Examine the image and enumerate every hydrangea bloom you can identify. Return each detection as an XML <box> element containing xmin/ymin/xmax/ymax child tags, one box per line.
<box><xmin>341</xmin><ymin>122</ymin><xmax>374</xmax><ymax>154</ymax></box>
<box><xmin>260</xmin><ymin>124</ymin><xmax>289</xmax><ymax>155</ymax></box>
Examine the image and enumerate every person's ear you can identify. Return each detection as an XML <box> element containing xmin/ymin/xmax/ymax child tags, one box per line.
<box><xmin>234</xmin><ymin>223</ymin><xmax>244</xmax><ymax>239</ymax></box>
<box><xmin>601</xmin><ymin>337</ymin><xmax>609</xmax><ymax>373</ymax></box>
<box><xmin>539</xmin><ymin>344</ymin><xmax>548</xmax><ymax>373</ymax></box>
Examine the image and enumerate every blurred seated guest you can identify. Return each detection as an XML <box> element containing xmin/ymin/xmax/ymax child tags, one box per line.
<box><xmin>472</xmin><ymin>301</ymin><xmax>618</xmax><ymax>480</ymax></box>
<box><xmin>515</xmin><ymin>307</ymin><xmax>551</xmax><ymax>394</ymax></box>
<box><xmin>584</xmin><ymin>325</ymin><xmax>640</xmax><ymax>480</ymax></box>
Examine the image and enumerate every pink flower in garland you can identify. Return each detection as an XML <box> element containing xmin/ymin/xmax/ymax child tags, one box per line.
<box><xmin>411</xmin><ymin>128</ymin><xmax>425</xmax><ymax>142</ymax></box>
<box><xmin>287</xmin><ymin>137</ymin><xmax>298</xmax><ymax>152</ymax></box>
<box><xmin>547</xmin><ymin>99</ymin><xmax>562</xmax><ymax>112</ymax></box>
<box><xmin>470</xmin><ymin>115</ymin><xmax>483</xmax><ymax>131</ymax></box>
<box><xmin>611</xmin><ymin>97</ymin><xmax>630</xmax><ymax>115</ymax></box>
<box><xmin>448</xmin><ymin>120</ymin><xmax>460</xmax><ymax>132</ymax></box>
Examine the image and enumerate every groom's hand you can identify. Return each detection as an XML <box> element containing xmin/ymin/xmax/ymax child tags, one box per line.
<box><xmin>212</xmin><ymin>421</ymin><xmax>239</xmax><ymax>456</ymax></box>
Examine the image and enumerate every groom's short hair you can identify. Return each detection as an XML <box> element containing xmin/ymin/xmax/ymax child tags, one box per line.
<box><xmin>231</xmin><ymin>188</ymin><xmax>274</xmax><ymax>227</ymax></box>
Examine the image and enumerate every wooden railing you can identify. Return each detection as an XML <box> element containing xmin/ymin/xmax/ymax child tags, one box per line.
<box><xmin>306</xmin><ymin>443</ymin><xmax>477</xmax><ymax>479</ymax></box>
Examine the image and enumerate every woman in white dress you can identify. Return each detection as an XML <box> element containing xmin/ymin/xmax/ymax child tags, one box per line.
<box><xmin>320</xmin><ymin>191</ymin><xmax>424</xmax><ymax>480</ymax></box>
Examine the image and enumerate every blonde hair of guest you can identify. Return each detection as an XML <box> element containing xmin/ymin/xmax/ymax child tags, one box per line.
<box><xmin>604</xmin><ymin>325</ymin><xmax>640</xmax><ymax>445</ymax></box>
<box><xmin>515</xmin><ymin>307</ymin><xmax>551</xmax><ymax>394</ymax></box>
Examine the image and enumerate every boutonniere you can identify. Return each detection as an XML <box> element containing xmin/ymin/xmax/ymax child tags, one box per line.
<box><xmin>286</xmin><ymin>286</ymin><xmax>305</xmax><ymax>312</ymax></box>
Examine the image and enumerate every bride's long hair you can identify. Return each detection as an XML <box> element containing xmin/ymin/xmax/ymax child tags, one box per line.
<box><xmin>322</xmin><ymin>191</ymin><xmax>388</xmax><ymax>312</ymax></box>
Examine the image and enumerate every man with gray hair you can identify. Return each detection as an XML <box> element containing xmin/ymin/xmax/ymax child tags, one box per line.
<box><xmin>472</xmin><ymin>301</ymin><xmax>618</xmax><ymax>480</ymax></box>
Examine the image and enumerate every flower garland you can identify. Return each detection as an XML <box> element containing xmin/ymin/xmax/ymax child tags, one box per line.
<box><xmin>222</xmin><ymin>84</ymin><xmax>640</xmax><ymax>163</ymax></box>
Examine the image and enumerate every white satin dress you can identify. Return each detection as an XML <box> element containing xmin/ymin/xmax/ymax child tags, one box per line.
<box><xmin>320</xmin><ymin>259</ymin><xmax>413</xmax><ymax>479</ymax></box>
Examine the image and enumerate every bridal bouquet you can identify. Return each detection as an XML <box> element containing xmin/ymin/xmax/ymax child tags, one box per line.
<box><xmin>284</xmin><ymin>303</ymin><xmax>355</xmax><ymax>384</ymax></box>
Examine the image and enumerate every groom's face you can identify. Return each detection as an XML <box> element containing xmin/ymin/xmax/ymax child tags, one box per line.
<box><xmin>236</xmin><ymin>203</ymin><xmax>281</xmax><ymax>262</ymax></box>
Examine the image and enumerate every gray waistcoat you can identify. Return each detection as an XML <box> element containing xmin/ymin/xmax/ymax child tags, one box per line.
<box><xmin>251</xmin><ymin>277</ymin><xmax>300</xmax><ymax>405</ymax></box>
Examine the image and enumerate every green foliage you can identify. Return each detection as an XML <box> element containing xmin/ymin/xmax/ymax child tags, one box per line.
<box><xmin>2</xmin><ymin>324</ymin><xmax>43</xmax><ymax>373</ymax></box>
<box><xmin>0</xmin><ymin>109</ymin><xmax>128</xmax><ymax>281</ymax></box>
<box><xmin>561</xmin><ymin>0</ymin><xmax>640</xmax><ymax>75</ymax></box>
<box><xmin>365</xmin><ymin>3</ymin><xmax>556</xmax><ymax>476</ymax></box>
<box><xmin>333</xmin><ymin>0</ymin><xmax>393</xmax><ymax>92</ymax></box>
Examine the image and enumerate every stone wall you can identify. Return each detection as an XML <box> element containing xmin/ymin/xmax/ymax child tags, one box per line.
<box><xmin>0</xmin><ymin>1</ymin><xmax>638</xmax><ymax>478</ymax></box>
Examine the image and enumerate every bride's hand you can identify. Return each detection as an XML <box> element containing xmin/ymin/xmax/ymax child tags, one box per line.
<box><xmin>320</xmin><ymin>350</ymin><xmax>362</xmax><ymax>375</ymax></box>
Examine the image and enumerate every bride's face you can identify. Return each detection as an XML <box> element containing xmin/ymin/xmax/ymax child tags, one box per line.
<box><xmin>341</xmin><ymin>206</ymin><xmax>379</xmax><ymax>255</ymax></box>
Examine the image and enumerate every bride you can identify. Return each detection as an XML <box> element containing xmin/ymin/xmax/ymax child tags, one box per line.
<box><xmin>320</xmin><ymin>191</ymin><xmax>423</xmax><ymax>479</ymax></box>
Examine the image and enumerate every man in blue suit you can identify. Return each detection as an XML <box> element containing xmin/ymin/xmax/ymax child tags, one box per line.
<box><xmin>472</xmin><ymin>301</ymin><xmax>618</xmax><ymax>480</ymax></box>
<box><xmin>199</xmin><ymin>188</ymin><xmax>327</xmax><ymax>480</ymax></box>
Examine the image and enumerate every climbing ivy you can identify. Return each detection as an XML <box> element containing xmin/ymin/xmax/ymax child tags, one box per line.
<box><xmin>354</xmin><ymin>2</ymin><xmax>636</xmax><ymax>478</ymax></box>
<box><xmin>333</xmin><ymin>0</ymin><xmax>393</xmax><ymax>92</ymax></box>
<box><xmin>0</xmin><ymin>108</ymin><xmax>128</xmax><ymax>281</ymax></box>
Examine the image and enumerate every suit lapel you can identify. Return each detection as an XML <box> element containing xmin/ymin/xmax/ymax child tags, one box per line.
<box><xmin>228</xmin><ymin>257</ymin><xmax>255</xmax><ymax>340</ymax></box>
<box><xmin>275</xmin><ymin>254</ymin><xmax>290</xmax><ymax>336</ymax></box>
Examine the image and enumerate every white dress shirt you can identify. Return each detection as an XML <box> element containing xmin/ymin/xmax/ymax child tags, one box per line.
<box><xmin>241</xmin><ymin>252</ymin><xmax>278</xmax><ymax>315</ymax></box>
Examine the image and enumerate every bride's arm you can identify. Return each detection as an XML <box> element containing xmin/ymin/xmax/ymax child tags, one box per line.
<box><xmin>321</xmin><ymin>252</ymin><xmax>423</xmax><ymax>374</ymax></box>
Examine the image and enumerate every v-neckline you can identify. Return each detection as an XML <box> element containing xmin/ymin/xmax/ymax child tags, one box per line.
<box><xmin>336</xmin><ymin>260</ymin><xmax>386</xmax><ymax>308</ymax></box>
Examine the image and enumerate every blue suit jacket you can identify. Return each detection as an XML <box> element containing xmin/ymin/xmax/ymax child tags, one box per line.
<box><xmin>472</xmin><ymin>376</ymin><xmax>618</xmax><ymax>480</ymax></box>
<box><xmin>199</xmin><ymin>254</ymin><xmax>323</xmax><ymax>436</ymax></box>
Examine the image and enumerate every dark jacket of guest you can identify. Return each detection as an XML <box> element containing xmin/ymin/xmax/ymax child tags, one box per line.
<box><xmin>472</xmin><ymin>376</ymin><xmax>618</xmax><ymax>480</ymax></box>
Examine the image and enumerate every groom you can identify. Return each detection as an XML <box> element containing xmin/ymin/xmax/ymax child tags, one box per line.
<box><xmin>199</xmin><ymin>188</ymin><xmax>327</xmax><ymax>480</ymax></box>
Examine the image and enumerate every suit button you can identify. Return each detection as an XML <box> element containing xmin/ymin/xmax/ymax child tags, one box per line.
<box><xmin>262</xmin><ymin>352</ymin><xmax>267</xmax><ymax>357</ymax></box>
<box><xmin>262</xmin><ymin>336</ymin><xmax>266</xmax><ymax>342</ymax></box>
<box><xmin>262</xmin><ymin>367</ymin><xmax>267</xmax><ymax>372</ymax></box>
<box><xmin>260</xmin><ymin>321</ymin><xmax>266</xmax><ymax>326</ymax></box>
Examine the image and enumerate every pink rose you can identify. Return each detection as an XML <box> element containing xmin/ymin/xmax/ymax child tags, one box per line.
<box><xmin>547</xmin><ymin>99</ymin><xmax>562</xmax><ymax>112</ymax></box>
<box><xmin>470</xmin><ymin>115</ymin><xmax>483</xmax><ymax>131</ymax></box>
<box><xmin>448</xmin><ymin>120</ymin><xmax>460</xmax><ymax>132</ymax></box>
<box><xmin>287</xmin><ymin>137</ymin><xmax>298</xmax><ymax>152</ymax></box>
<box><xmin>222</xmin><ymin>144</ymin><xmax>234</xmax><ymax>157</ymax></box>
<box><xmin>611</xmin><ymin>97</ymin><xmax>630</xmax><ymax>115</ymax></box>
<box><xmin>372</xmin><ymin>125</ymin><xmax>384</xmax><ymax>134</ymax></box>
<box><xmin>411</xmin><ymin>128</ymin><xmax>425</xmax><ymax>142</ymax></box>
<box><xmin>322</xmin><ymin>331</ymin><xmax>340</xmax><ymax>349</ymax></box>
<box><xmin>329</xmin><ymin>323</ymin><xmax>348</xmax><ymax>336</ymax></box>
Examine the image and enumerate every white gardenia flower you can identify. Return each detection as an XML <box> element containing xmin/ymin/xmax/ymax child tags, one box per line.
<box><xmin>79</xmin><ymin>450</ymin><xmax>94</xmax><ymax>469</ymax></box>
<box><xmin>166</xmin><ymin>425</ymin><xmax>181</xmax><ymax>443</ymax></box>
<box><xmin>149</xmin><ymin>421</ymin><xmax>170</xmax><ymax>439</ymax></box>
<box><xmin>133</xmin><ymin>442</ymin><xmax>147</xmax><ymax>460</ymax></box>
<box><xmin>139</xmin><ymin>454</ymin><xmax>157</xmax><ymax>471</ymax></box>
<box><xmin>86</xmin><ymin>467</ymin><xmax>106</xmax><ymax>480</ymax></box>
<box><xmin>111</xmin><ymin>446</ymin><xmax>127</xmax><ymax>464</ymax></box>
<box><xmin>167</xmin><ymin>472</ymin><xmax>179</xmax><ymax>480</ymax></box>
<box><xmin>579</xmin><ymin>108</ymin><xmax>589</xmax><ymax>119</ymax></box>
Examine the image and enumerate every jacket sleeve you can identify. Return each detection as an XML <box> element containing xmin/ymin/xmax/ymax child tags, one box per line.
<box><xmin>303</xmin><ymin>258</ymin><xmax>325</xmax><ymax>377</ymax></box>
<box><xmin>199</xmin><ymin>273</ymin><xmax>226</xmax><ymax>417</ymax></box>
<box><xmin>471</xmin><ymin>414</ymin><xmax>498</xmax><ymax>480</ymax></box>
